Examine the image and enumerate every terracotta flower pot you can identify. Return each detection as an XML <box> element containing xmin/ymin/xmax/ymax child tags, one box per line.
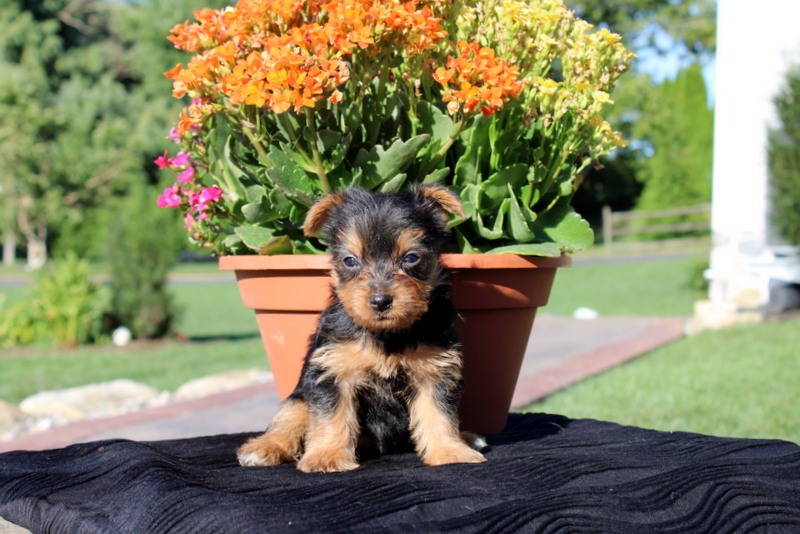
<box><xmin>219</xmin><ymin>253</ymin><xmax>570</xmax><ymax>434</ymax></box>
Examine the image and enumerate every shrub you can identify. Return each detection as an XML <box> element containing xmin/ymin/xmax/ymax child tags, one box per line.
<box><xmin>0</xmin><ymin>253</ymin><xmax>108</xmax><ymax>348</ymax></box>
<box><xmin>768</xmin><ymin>64</ymin><xmax>800</xmax><ymax>247</ymax></box>
<box><xmin>105</xmin><ymin>184</ymin><xmax>183</xmax><ymax>339</ymax></box>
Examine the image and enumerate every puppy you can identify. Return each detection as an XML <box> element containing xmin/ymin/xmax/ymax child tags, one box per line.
<box><xmin>237</xmin><ymin>185</ymin><xmax>486</xmax><ymax>472</ymax></box>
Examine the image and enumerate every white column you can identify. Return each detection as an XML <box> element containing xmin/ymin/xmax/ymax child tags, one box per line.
<box><xmin>704</xmin><ymin>0</ymin><xmax>800</xmax><ymax>322</ymax></box>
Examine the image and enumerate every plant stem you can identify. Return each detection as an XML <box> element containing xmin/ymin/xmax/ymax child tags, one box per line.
<box><xmin>304</xmin><ymin>108</ymin><xmax>331</xmax><ymax>193</ymax></box>
<box><xmin>240</xmin><ymin>121</ymin><xmax>271</xmax><ymax>168</ymax></box>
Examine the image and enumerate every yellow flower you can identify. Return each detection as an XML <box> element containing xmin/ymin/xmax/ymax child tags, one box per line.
<box><xmin>597</xmin><ymin>27</ymin><xmax>622</xmax><ymax>44</ymax></box>
<box><xmin>536</xmin><ymin>76</ymin><xmax>561</xmax><ymax>96</ymax></box>
<box><xmin>592</xmin><ymin>90</ymin><xmax>613</xmax><ymax>104</ymax></box>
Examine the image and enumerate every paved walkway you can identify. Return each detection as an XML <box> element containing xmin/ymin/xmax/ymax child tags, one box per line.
<box><xmin>0</xmin><ymin>315</ymin><xmax>684</xmax><ymax>454</ymax></box>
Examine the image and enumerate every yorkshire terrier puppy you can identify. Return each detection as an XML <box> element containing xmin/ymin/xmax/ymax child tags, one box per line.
<box><xmin>237</xmin><ymin>185</ymin><xmax>486</xmax><ymax>473</ymax></box>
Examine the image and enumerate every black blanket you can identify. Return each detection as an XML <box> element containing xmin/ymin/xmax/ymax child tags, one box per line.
<box><xmin>1</xmin><ymin>413</ymin><xmax>799</xmax><ymax>533</ymax></box>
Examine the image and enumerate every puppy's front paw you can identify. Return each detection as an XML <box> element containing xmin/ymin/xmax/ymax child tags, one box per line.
<box><xmin>297</xmin><ymin>450</ymin><xmax>359</xmax><ymax>473</ymax></box>
<box><xmin>460</xmin><ymin>431</ymin><xmax>488</xmax><ymax>451</ymax></box>
<box><xmin>424</xmin><ymin>443</ymin><xmax>487</xmax><ymax>466</ymax></box>
<box><xmin>237</xmin><ymin>435</ymin><xmax>296</xmax><ymax>467</ymax></box>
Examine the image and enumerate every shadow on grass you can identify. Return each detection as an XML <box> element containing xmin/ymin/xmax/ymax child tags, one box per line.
<box><xmin>186</xmin><ymin>333</ymin><xmax>261</xmax><ymax>343</ymax></box>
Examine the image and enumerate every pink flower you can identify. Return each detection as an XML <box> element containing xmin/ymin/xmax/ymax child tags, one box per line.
<box><xmin>170</xmin><ymin>152</ymin><xmax>191</xmax><ymax>167</ymax></box>
<box><xmin>166</xmin><ymin>128</ymin><xmax>182</xmax><ymax>142</ymax></box>
<box><xmin>154</xmin><ymin>151</ymin><xmax>170</xmax><ymax>170</ymax></box>
<box><xmin>156</xmin><ymin>186</ymin><xmax>182</xmax><ymax>208</ymax></box>
<box><xmin>184</xmin><ymin>213</ymin><xmax>197</xmax><ymax>230</ymax></box>
<box><xmin>176</xmin><ymin>166</ymin><xmax>195</xmax><ymax>183</ymax></box>
<box><xmin>200</xmin><ymin>186</ymin><xmax>222</xmax><ymax>203</ymax></box>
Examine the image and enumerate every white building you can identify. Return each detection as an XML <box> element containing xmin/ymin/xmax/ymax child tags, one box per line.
<box><xmin>698</xmin><ymin>0</ymin><xmax>800</xmax><ymax>329</ymax></box>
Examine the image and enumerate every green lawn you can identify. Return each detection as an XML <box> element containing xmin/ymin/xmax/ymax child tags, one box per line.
<box><xmin>2</xmin><ymin>254</ymin><xmax>798</xmax><ymax>447</ymax></box>
<box><xmin>0</xmin><ymin>280</ymin><xmax>268</xmax><ymax>403</ymax></box>
<box><xmin>543</xmin><ymin>255</ymin><xmax>705</xmax><ymax>317</ymax></box>
<box><xmin>523</xmin><ymin>317</ymin><xmax>800</xmax><ymax>444</ymax></box>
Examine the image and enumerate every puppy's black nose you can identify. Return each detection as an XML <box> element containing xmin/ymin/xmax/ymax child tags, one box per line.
<box><xmin>369</xmin><ymin>293</ymin><xmax>393</xmax><ymax>312</ymax></box>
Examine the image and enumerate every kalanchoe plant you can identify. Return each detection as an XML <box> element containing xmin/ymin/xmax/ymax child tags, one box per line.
<box><xmin>157</xmin><ymin>0</ymin><xmax>635</xmax><ymax>256</ymax></box>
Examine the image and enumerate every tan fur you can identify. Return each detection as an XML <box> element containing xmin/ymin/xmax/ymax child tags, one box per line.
<box><xmin>335</xmin><ymin>270</ymin><xmax>431</xmax><ymax>332</ymax></box>
<box><xmin>297</xmin><ymin>382</ymin><xmax>360</xmax><ymax>473</ymax></box>
<box><xmin>393</xmin><ymin>228</ymin><xmax>426</xmax><ymax>258</ymax></box>
<box><xmin>337</xmin><ymin>226</ymin><xmax>365</xmax><ymax>259</ymax></box>
<box><xmin>237</xmin><ymin>399</ymin><xmax>309</xmax><ymax>466</ymax></box>
<box><xmin>311</xmin><ymin>340</ymin><xmax>479</xmax><ymax>465</ymax></box>
<box><xmin>418</xmin><ymin>185</ymin><xmax>466</xmax><ymax>219</ymax></box>
<box><xmin>405</xmin><ymin>346</ymin><xmax>486</xmax><ymax>466</ymax></box>
<box><xmin>239</xmin><ymin>341</ymin><xmax>484</xmax><ymax>471</ymax></box>
<box><xmin>304</xmin><ymin>191</ymin><xmax>346</xmax><ymax>237</ymax></box>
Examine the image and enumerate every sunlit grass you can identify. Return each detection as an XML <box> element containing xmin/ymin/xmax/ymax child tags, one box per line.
<box><xmin>523</xmin><ymin>318</ymin><xmax>800</xmax><ymax>444</ymax></box>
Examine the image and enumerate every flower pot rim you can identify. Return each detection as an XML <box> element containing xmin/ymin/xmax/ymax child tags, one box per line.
<box><xmin>219</xmin><ymin>253</ymin><xmax>571</xmax><ymax>271</ymax></box>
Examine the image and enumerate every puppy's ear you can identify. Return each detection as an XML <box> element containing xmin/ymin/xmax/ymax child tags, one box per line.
<box><xmin>304</xmin><ymin>191</ymin><xmax>347</xmax><ymax>237</ymax></box>
<box><xmin>415</xmin><ymin>185</ymin><xmax>465</xmax><ymax>220</ymax></box>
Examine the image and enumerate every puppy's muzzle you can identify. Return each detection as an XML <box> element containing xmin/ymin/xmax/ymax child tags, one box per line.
<box><xmin>369</xmin><ymin>293</ymin><xmax>393</xmax><ymax>312</ymax></box>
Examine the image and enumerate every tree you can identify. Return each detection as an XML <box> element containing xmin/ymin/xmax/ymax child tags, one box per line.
<box><xmin>768</xmin><ymin>65</ymin><xmax>800</xmax><ymax>247</ymax></box>
<box><xmin>634</xmin><ymin>64</ymin><xmax>714</xmax><ymax>212</ymax></box>
<box><xmin>567</xmin><ymin>0</ymin><xmax>715</xmax><ymax>66</ymax></box>
<box><xmin>564</xmin><ymin>0</ymin><xmax>716</xmax><ymax>228</ymax></box>
<box><xmin>0</xmin><ymin>0</ymin><xmax>230</xmax><ymax>267</ymax></box>
<box><xmin>0</xmin><ymin>0</ymin><xmax>141</xmax><ymax>267</ymax></box>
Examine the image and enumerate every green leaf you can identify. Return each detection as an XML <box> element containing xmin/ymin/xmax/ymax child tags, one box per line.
<box><xmin>479</xmin><ymin>163</ymin><xmax>529</xmax><ymax>211</ymax></box>
<box><xmin>454</xmin><ymin>228</ymin><xmax>480</xmax><ymax>254</ymax></box>
<box><xmin>221</xmin><ymin>233</ymin><xmax>247</xmax><ymax>255</ymax></box>
<box><xmin>317</xmin><ymin>130</ymin><xmax>350</xmax><ymax>173</ymax></box>
<box><xmin>234</xmin><ymin>226</ymin><xmax>294</xmax><ymax>255</ymax></box>
<box><xmin>269</xmin><ymin>188</ymin><xmax>294</xmax><ymax>217</ymax></box>
<box><xmin>531</xmin><ymin>206</ymin><xmax>595</xmax><ymax>252</ymax></box>
<box><xmin>245</xmin><ymin>185</ymin><xmax>267</xmax><ymax>203</ymax></box>
<box><xmin>266</xmin><ymin>145</ymin><xmax>317</xmax><ymax>206</ymax></box>
<box><xmin>454</xmin><ymin>115</ymin><xmax>490</xmax><ymax>185</ymax></box>
<box><xmin>353</xmin><ymin>135</ymin><xmax>431</xmax><ymax>190</ymax></box>
<box><xmin>241</xmin><ymin>202</ymin><xmax>266</xmax><ymax>223</ymax></box>
<box><xmin>422</xmin><ymin>167</ymin><xmax>450</xmax><ymax>185</ymax></box>
<box><xmin>505</xmin><ymin>185</ymin><xmax>536</xmax><ymax>242</ymax></box>
<box><xmin>474</xmin><ymin>198</ymin><xmax>508</xmax><ymax>240</ymax></box>
<box><xmin>380</xmin><ymin>173</ymin><xmax>407</xmax><ymax>193</ymax></box>
<box><xmin>417</xmin><ymin>101</ymin><xmax>456</xmax><ymax>137</ymax></box>
<box><xmin>485</xmin><ymin>243</ymin><xmax>564</xmax><ymax>256</ymax></box>
<box><xmin>458</xmin><ymin>183</ymin><xmax>480</xmax><ymax>220</ymax></box>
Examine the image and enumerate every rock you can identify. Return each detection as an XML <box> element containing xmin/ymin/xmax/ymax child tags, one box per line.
<box><xmin>174</xmin><ymin>369</ymin><xmax>272</xmax><ymax>400</ymax></box>
<box><xmin>0</xmin><ymin>400</ymin><xmax>26</xmax><ymax>441</ymax></box>
<box><xmin>0</xmin><ymin>516</ymin><xmax>33</xmax><ymax>534</ymax></box>
<box><xmin>692</xmin><ymin>299</ymin><xmax>763</xmax><ymax>333</ymax></box>
<box><xmin>572</xmin><ymin>307</ymin><xmax>599</xmax><ymax>320</ymax></box>
<box><xmin>19</xmin><ymin>379</ymin><xmax>169</xmax><ymax>424</ymax></box>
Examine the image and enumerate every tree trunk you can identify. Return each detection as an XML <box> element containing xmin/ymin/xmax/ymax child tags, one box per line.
<box><xmin>26</xmin><ymin>226</ymin><xmax>47</xmax><ymax>270</ymax></box>
<box><xmin>18</xmin><ymin>195</ymin><xmax>48</xmax><ymax>270</ymax></box>
<box><xmin>2</xmin><ymin>228</ymin><xmax>14</xmax><ymax>266</ymax></box>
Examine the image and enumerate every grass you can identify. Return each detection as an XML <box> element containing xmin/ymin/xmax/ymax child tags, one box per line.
<box><xmin>542</xmin><ymin>255</ymin><xmax>706</xmax><ymax>317</ymax></box>
<box><xmin>2</xmin><ymin>253</ymin><xmax>797</xmax><ymax>446</ymax></box>
<box><xmin>0</xmin><ymin>281</ymin><xmax>267</xmax><ymax>403</ymax></box>
<box><xmin>523</xmin><ymin>317</ymin><xmax>800</xmax><ymax>444</ymax></box>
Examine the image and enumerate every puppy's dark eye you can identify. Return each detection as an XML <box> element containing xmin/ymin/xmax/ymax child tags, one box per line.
<box><xmin>343</xmin><ymin>256</ymin><xmax>359</xmax><ymax>268</ymax></box>
<box><xmin>402</xmin><ymin>252</ymin><xmax>421</xmax><ymax>266</ymax></box>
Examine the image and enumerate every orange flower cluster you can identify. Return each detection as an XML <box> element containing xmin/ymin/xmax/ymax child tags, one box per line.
<box><xmin>432</xmin><ymin>41</ymin><xmax>524</xmax><ymax>117</ymax></box>
<box><xmin>165</xmin><ymin>0</ymin><xmax>447</xmax><ymax>131</ymax></box>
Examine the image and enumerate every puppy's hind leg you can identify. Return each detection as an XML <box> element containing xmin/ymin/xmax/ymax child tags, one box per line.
<box><xmin>238</xmin><ymin>398</ymin><xmax>309</xmax><ymax>467</ymax></box>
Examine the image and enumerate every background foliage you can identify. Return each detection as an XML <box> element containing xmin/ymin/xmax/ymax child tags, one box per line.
<box><xmin>0</xmin><ymin>0</ymin><xmax>720</xmax><ymax>345</ymax></box>
<box><xmin>768</xmin><ymin>64</ymin><xmax>800</xmax><ymax>247</ymax></box>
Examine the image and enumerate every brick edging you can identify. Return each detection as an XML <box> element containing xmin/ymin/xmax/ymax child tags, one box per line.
<box><xmin>0</xmin><ymin>381</ymin><xmax>278</xmax><ymax>453</ymax></box>
<box><xmin>510</xmin><ymin>318</ymin><xmax>685</xmax><ymax>409</ymax></box>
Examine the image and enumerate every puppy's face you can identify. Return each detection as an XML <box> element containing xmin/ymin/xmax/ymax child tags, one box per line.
<box><xmin>304</xmin><ymin>186</ymin><xmax>464</xmax><ymax>332</ymax></box>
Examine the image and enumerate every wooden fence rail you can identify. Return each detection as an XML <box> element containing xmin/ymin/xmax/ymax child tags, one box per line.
<box><xmin>602</xmin><ymin>203</ymin><xmax>711</xmax><ymax>255</ymax></box>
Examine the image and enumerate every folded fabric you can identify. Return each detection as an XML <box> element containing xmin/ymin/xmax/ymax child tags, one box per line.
<box><xmin>1</xmin><ymin>413</ymin><xmax>799</xmax><ymax>533</ymax></box>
